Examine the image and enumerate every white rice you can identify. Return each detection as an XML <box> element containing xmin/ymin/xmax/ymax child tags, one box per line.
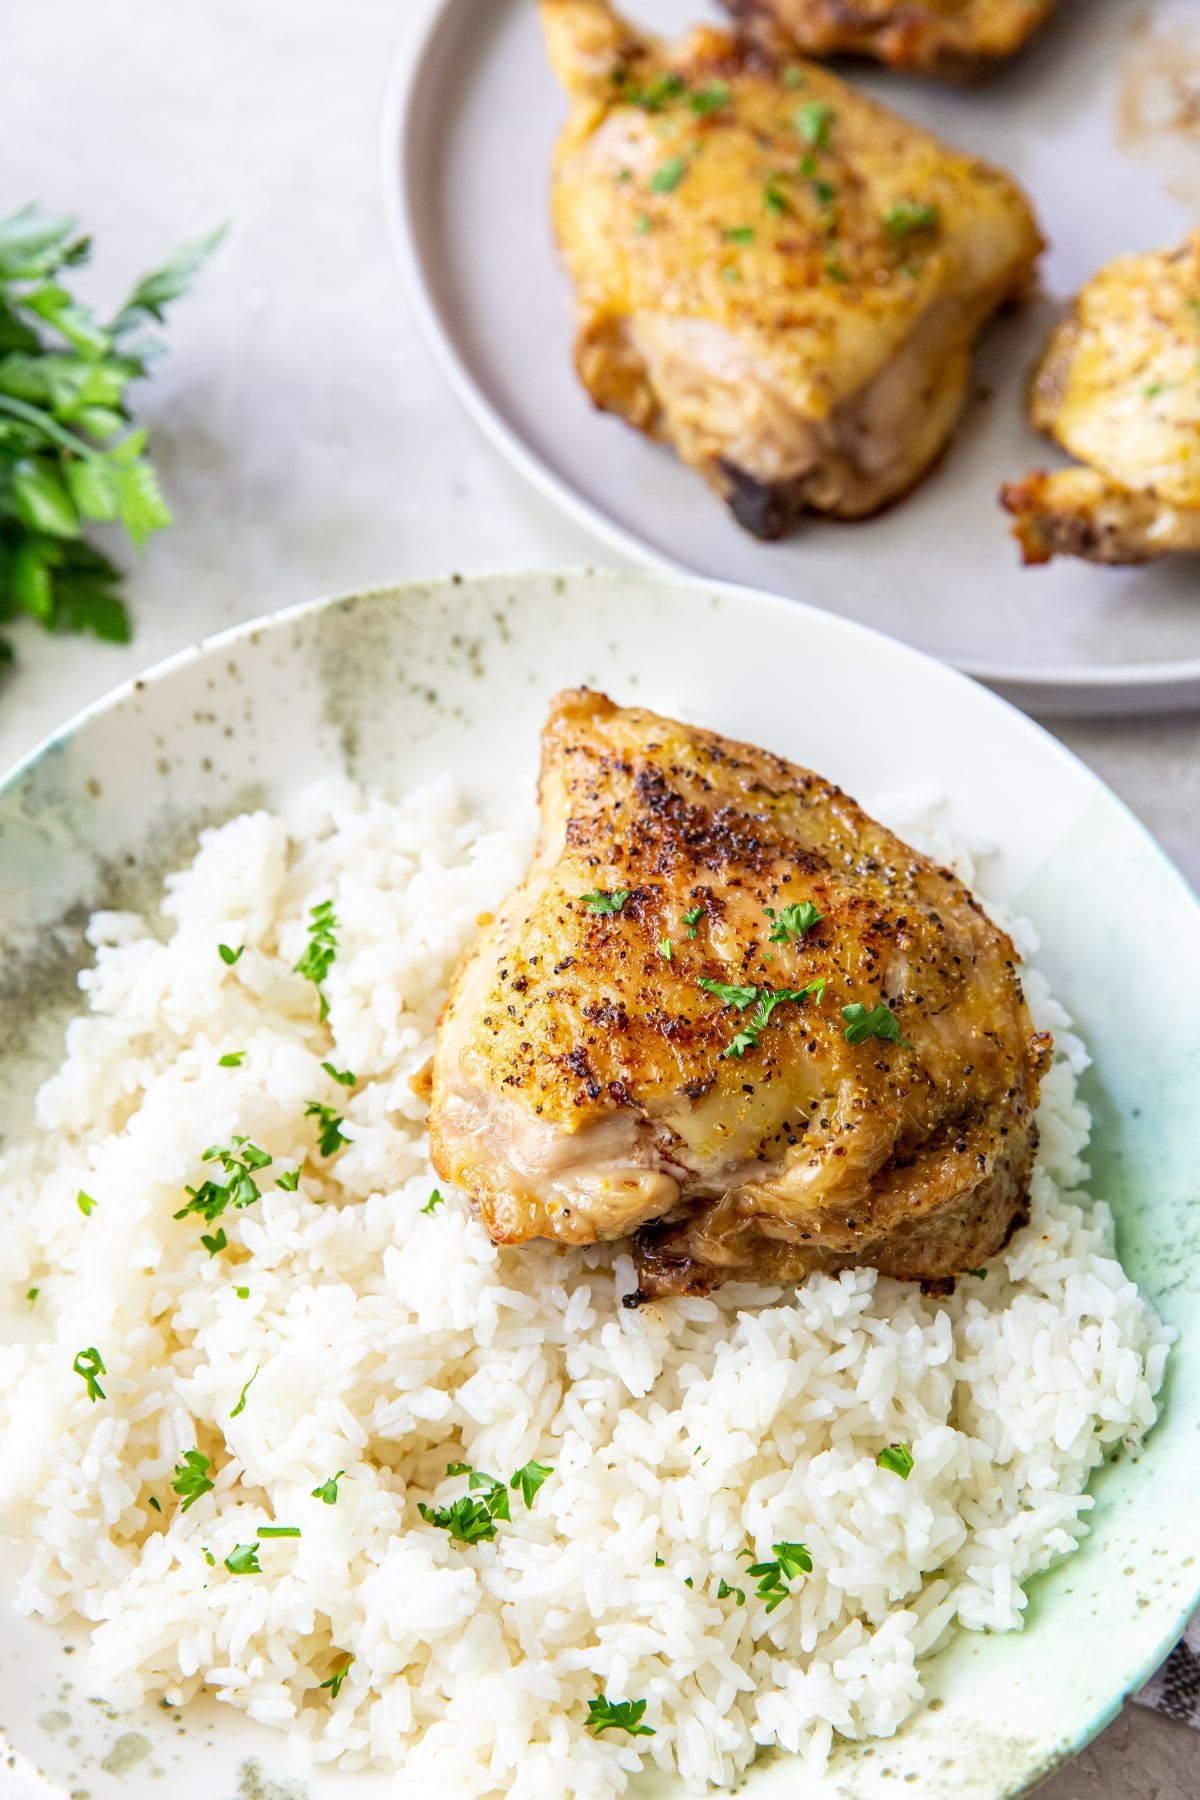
<box><xmin>0</xmin><ymin>777</ymin><xmax>1171</xmax><ymax>1798</ymax></box>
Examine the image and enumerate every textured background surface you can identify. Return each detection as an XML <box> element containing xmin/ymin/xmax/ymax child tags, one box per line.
<box><xmin>0</xmin><ymin>2</ymin><xmax>1197</xmax><ymax>1793</ymax></box>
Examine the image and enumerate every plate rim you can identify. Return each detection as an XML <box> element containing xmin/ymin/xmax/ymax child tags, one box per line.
<box><xmin>2</xmin><ymin>564</ymin><xmax>1199</xmax><ymax>1800</ymax></box>
<box><xmin>381</xmin><ymin>0</ymin><xmax>1200</xmax><ymax>715</ymax></box>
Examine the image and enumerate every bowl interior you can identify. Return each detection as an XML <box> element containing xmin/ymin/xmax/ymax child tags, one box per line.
<box><xmin>1</xmin><ymin>569</ymin><xmax>1198</xmax><ymax>1800</ymax></box>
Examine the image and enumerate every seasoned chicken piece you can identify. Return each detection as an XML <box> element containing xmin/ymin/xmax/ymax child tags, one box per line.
<box><xmin>724</xmin><ymin>0</ymin><xmax>1058</xmax><ymax>81</ymax></box>
<box><xmin>1002</xmin><ymin>234</ymin><xmax>1200</xmax><ymax>566</ymax></box>
<box><xmin>429</xmin><ymin>692</ymin><xmax>1050</xmax><ymax>1301</ymax></box>
<box><xmin>541</xmin><ymin>0</ymin><xmax>1042</xmax><ymax>538</ymax></box>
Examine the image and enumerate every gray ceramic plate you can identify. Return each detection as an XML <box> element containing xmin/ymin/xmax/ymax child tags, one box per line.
<box><xmin>1</xmin><ymin>570</ymin><xmax>1198</xmax><ymax>1800</ymax></box>
<box><xmin>386</xmin><ymin>0</ymin><xmax>1200</xmax><ymax>714</ymax></box>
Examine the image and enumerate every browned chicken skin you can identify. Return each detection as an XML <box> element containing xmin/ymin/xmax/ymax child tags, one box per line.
<box><xmin>541</xmin><ymin>0</ymin><xmax>1042</xmax><ymax>538</ymax></box>
<box><xmin>724</xmin><ymin>0</ymin><xmax>1059</xmax><ymax>82</ymax></box>
<box><xmin>429</xmin><ymin>693</ymin><xmax>1050</xmax><ymax>1301</ymax></box>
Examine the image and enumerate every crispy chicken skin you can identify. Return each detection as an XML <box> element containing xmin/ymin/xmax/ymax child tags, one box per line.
<box><xmin>541</xmin><ymin>0</ymin><xmax>1042</xmax><ymax>539</ymax></box>
<box><xmin>1002</xmin><ymin>234</ymin><xmax>1200</xmax><ymax>566</ymax></box>
<box><xmin>724</xmin><ymin>0</ymin><xmax>1058</xmax><ymax>82</ymax></box>
<box><xmin>428</xmin><ymin>692</ymin><xmax>1050</xmax><ymax>1301</ymax></box>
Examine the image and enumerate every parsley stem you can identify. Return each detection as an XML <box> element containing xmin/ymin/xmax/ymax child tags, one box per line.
<box><xmin>0</xmin><ymin>392</ymin><xmax>103</xmax><ymax>459</ymax></box>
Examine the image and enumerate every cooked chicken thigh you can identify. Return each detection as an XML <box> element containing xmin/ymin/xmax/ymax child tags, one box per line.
<box><xmin>1002</xmin><ymin>234</ymin><xmax>1200</xmax><ymax>565</ymax></box>
<box><xmin>429</xmin><ymin>692</ymin><xmax>1050</xmax><ymax>1301</ymax></box>
<box><xmin>542</xmin><ymin>0</ymin><xmax>1042</xmax><ymax>538</ymax></box>
<box><xmin>724</xmin><ymin>0</ymin><xmax>1058</xmax><ymax>81</ymax></box>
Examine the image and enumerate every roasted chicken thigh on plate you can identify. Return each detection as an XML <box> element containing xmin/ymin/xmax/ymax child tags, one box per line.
<box><xmin>1002</xmin><ymin>233</ymin><xmax>1200</xmax><ymax>566</ymax></box>
<box><xmin>723</xmin><ymin>0</ymin><xmax>1059</xmax><ymax>81</ymax></box>
<box><xmin>429</xmin><ymin>692</ymin><xmax>1050</xmax><ymax>1301</ymax></box>
<box><xmin>541</xmin><ymin>0</ymin><xmax>1042</xmax><ymax>538</ymax></box>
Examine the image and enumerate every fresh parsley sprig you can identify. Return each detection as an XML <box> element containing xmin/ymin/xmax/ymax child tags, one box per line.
<box><xmin>0</xmin><ymin>205</ymin><xmax>222</xmax><ymax>664</ymax></box>
<box><xmin>580</xmin><ymin>888</ymin><xmax>630</xmax><ymax>915</ymax></box>
<box><xmin>842</xmin><ymin>1001</ymin><xmax>911</xmax><ymax>1048</ymax></box>
<box><xmin>586</xmin><ymin>1695</ymin><xmax>655</xmax><ymax>1737</ymax></box>
<box><xmin>740</xmin><ymin>1540</ymin><xmax>813</xmax><ymax>1612</ymax></box>
<box><xmin>174</xmin><ymin>1136</ymin><xmax>272</xmax><ymax>1229</ymax></box>
<box><xmin>171</xmin><ymin>1448</ymin><xmax>215</xmax><ymax>1512</ymax></box>
<box><xmin>419</xmin><ymin>1457</ymin><xmax>553</xmax><ymax>1546</ymax></box>
<box><xmin>294</xmin><ymin>900</ymin><xmax>339</xmax><ymax>1018</ymax></box>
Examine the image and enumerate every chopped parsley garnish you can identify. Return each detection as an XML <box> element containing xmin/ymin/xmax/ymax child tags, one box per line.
<box><xmin>224</xmin><ymin>1543</ymin><xmax>261</xmax><ymax>1575</ymax></box>
<box><xmin>218</xmin><ymin>943</ymin><xmax>244</xmax><ymax>966</ymax></box>
<box><xmin>200</xmin><ymin>1227</ymin><xmax>227</xmax><ymax>1257</ymax></box>
<box><xmin>76</xmin><ymin>1189</ymin><xmax>96</xmax><ymax>1216</ymax></box>
<box><xmin>277</xmin><ymin>1169</ymin><xmax>301</xmax><ymax>1191</ymax></box>
<box><xmin>824</xmin><ymin>256</ymin><xmax>850</xmax><ymax>284</ymax></box>
<box><xmin>234</xmin><ymin>1285</ymin><xmax>250</xmax><ymax>1299</ymax></box>
<box><xmin>743</xmin><ymin>1540</ymin><xmax>813</xmax><ymax>1611</ymax></box>
<box><xmin>765</xmin><ymin>900</ymin><xmax>822</xmax><ymax>943</ymax></box>
<box><xmin>717</xmin><ymin>1577</ymin><xmax>746</xmax><ymax>1605</ymax></box>
<box><xmin>311</xmin><ymin>1470</ymin><xmax>345</xmax><ymax>1505</ymax></box>
<box><xmin>510</xmin><ymin>1459</ymin><xmax>553</xmax><ymax>1508</ymax></box>
<box><xmin>321</xmin><ymin>1061</ymin><xmax>356</xmax><ymax>1088</ymax></box>
<box><xmin>257</xmin><ymin>1525</ymin><xmax>301</xmax><ymax>1539</ymax></box>
<box><xmin>230</xmin><ymin>1366</ymin><xmax>259</xmax><ymax>1419</ymax></box>
<box><xmin>174</xmin><ymin>1136</ymin><xmax>272</xmax><ymax>1226</ymax></box>
<box><xmin>202</xmin><ymin>1547</ymin><xmax>215</xmax><ymax>1566</ymax></box>
<box><xmin>294</xmin><ymin>899</ymin><xmax>338</xmax><ymax>1019</ymax></box>
<box><xmin>682</xmin><ymin>905</ymin><xmax>705</xmax><ymax>936</ymax></box>
<box><xmin>796</xmin><ymin>100</ymin><xmax>835</xmax><ymax>150</ymax></box>
<box><xmin>72</xmin><ymin>1346</ymin><xmax>106</xmax><ymax>1402</ymax></box>
<box><xmin>417</xmin><ymin>1493</ymin><xmax>501</xmax><ymax>1545</ymax></box>
<box><xmin>586</xmin><ymin>1695</ymin><xmax>655</xmax><ymax>1737</ymax></box>
<box><xmin>321</xmin><ymin>1657</ymin><xmax>353</xmax><ymax>1697</ymax></box>
<box><xmin>581</xmin><ymin>888</ymin><xmax>631</xmax><ymax>914</ymax></box>
<box><xmin>650</xmin><ymin>154</ymin><xmax>689</xmax><ymax>194</ymax></box>
<box><xmin>171</xmin><ymin>1449</ymin><xmax>215</xmax><ymax>1512</ymax></box>
<box><xmin>704</xmin><ymin>980</ymin><xmax>827</xmax><ymax>1059</ymax></box>
<box><xmin>446</xmin><ymin>1461</ymin><xmax>471</xmax><ymax>1476</ymax></box>
<box><xmin>148</xmin><ymin>1495</ymin><xmax>161</xmax><ymax>1513</ymax></box>
<box><xmin>882</xmin><ymin>202</ymin><xmax>940</xmax><ymax>239</ymax></box>
<box><xmin>689</xmin><ymin>81</ymin><xmax>730</xmax><ymax>116</ymax></box>
<box><xmin>877</xmin><ymin>1443</ymin><xmax>914</xmax><ymax>1479</ymax></box>
<box><xmin>698</xmin><ymin>976</ymin><xmax>759</xmax><ymax>1010</ymax></box>
<box><xmin>658</xmin><ymin>936</ymin><xmax>673</xmax><ymax>961</ymax></box>
<box><xmin>841</xmin><ymin>1001</ymin><xmax>911</xmax><ymax>1048</ymax></box>
<box><xmin>723</xmin><ymin>226</ymin><xmax>755</xmax><ymax>244</ymax></box>
<box><xmin>421</xmin><ymin>1187</ymin><xmax>445</xmax><ymax>1215</ymax></box>
<box><xmin>967</xmin><ymin>1267</ymin><xmax>988</xmax><ymax>1279</ymax></box>
<box><xmin>763</xmin><ymin>176</ymin><xmax>792</xmax><ymax>216</ymax></box>
<box><xmin>622</xmin><ymin>70</ymin><xmax>685</xmax><ymax>111</ymax></box>
<box><xmin>26</xmin><ymin>1287</ymin><xmax>38</xmax><ymax>1305</ymax></box>
<box><xmin>654</xmin><ymin>1553</ymin><xmax>665</xmax><ymax>1566</ymax></box>
<box><xmin>305</xmin><ymin>1101</ymin><xmax>348</xmax><ymax>1157</ymax></box>
<box><xmin>218</xmin><ymin>1051</ymin><xmax>245</xmax><ymax>1067</ymax></box>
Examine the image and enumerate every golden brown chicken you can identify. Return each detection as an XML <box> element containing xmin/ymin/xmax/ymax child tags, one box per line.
<box><xmin>541</xmin><ymin>0</ymin><xmax>1042</xmax><ymax>538</ymax></box>
<box><xmin>428</xmin><ymin>692</ymin><xmax>1050</xmax><ymax>1301</ymax></box>
<box><xmin>1002</xmin><ymin>234</ymin><xmax>1200</xmax><ymax>566</ymax></box>
<box><xmin>724</xmin><ymin>0</ymin><xmax>1058</xmax><ymax>81</ymax></box>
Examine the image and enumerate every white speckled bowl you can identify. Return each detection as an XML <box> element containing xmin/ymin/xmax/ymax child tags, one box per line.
<box><xmin>0</xmin><ymin>570</ymin><xmax>1197</xmax><ymax>1800</ymax></box>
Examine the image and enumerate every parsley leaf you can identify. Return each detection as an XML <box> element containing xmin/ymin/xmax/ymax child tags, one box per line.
<box><xmin>320</xmin><ymin>1657</ymin><xmax>353</xmax><ymax>1698</ymax></box>
<box><xmin>717</xmin><ymin>1577</ymin><xmax>746</xmax><ymax>1604</ymax></box>
<box><xmin>718</xmin><ymin>981</ymin><xmax>826</xmax><ymax>1059</ymax></box>
<box><xmin>882</xmin><ymin>202</ymin><xmax>940</xmax><ymax>239</ymax></box>
<box><xmin>230</xmin><ymin>1366</ymin><xmax>259</xmax><ymax>1419</ymax></box>
<box><xmin>689</xmin><ymin>81</ymin><xmax>730</xmax><ymax>115</ymax></box>
<box><xmin>620</xmin><ymin>70</ymin><xmax>686</xmax><ymax>112</ymax></box>
<box><xmin>698</xmin><ymin>976</ymin><xmax>758</xmax><ymax>1009</ymax></box>
<box><xmin>311</xmin><ymin>1470</ymin><xmax>344</xmax><ymax>1505</ymax></box>
<box><xmin>417</xmin><ymin>1494</ymin><xmax>501</xmax><ymax>1545</ymax></box>
<box><xmin>321</xmin><ymin>1061</ymin><xmax>356</xmax><ymax>1088</ymax></box>
<box><xmin>25</xmin><ymin>1287</ymin><xmax>38</xmax><ymax>1305</ymax></box>
<box><xmin>76</xmin><ymin>1189</ymin><xmax>96</xmax><ymax>1216</ymax></box>
<box><xmin>878</xmin><ymin>1443</ymin><xmax>914</xmax><ymax>1479</ymax></box>
<box><xmin>841</xmin><ymin>1001</ymin><xmax>912</xmax><ymax>1048</ymax></box>
<box><xmin>72</xmin><ymin>1345</ymin><xmax>106</xmax><ymax>1402</ymax></box>
<box><xmin>223</xmin><ymin>1543</ymin><xmax>261</xmax><ymax>1575</ymax></box>
<box><xmin>174</xmin><ymin>1136</ymin><xmax>272</xmax><ymax>1227</ymax></box>
<box><xmin>218</xmin><ymin>1051</ymin><xmax>244</xmax><ymax>1067</ymax></box>
<box><xmin>421</xmin><ymin>1187</ymin><xmax>444</xmax><ymax>1215</ymax></box>
<box><xmin>294</xmin><ymin>900</ymin><xmax>338</xmax><ymax>1018</ymax></box>
<box><xmin>171</xmin><ymin>1448</ymin><xmax>215</xmax><ymax>1512</ymax></box>
<box><xmin>723</xmin><ymin>226</ymin><xmax>755</xmax><ymax>245</ymax></box>
<box><xmin>257</xmin><ymin>1525</ymin><xmax>301</xmax><ymax>1539</ymax></box>
<box><xmin>510</xmin><ymin>1459</ymin><xmax>553</xmax><ymax>1508</ymax></box>
<box><xmin>795</xmin><ymin>100</ymin><xmax>835</xmax><ymax>149</ymax></box>
<box><xmin>745</xmin><ymin>1540</ymin><xmax>813</xmax><ymax>1611</ymax></box>
<box><xmin>586</xmin><ymin>1695</ymin><xmax>655</xmax><ymax>1737</ymax></box>
<box><xmin>967</xmin><ymin>1266</ymin><xmax>988</xmax><ymax>1279</ymax></box>
<box><xmin>305</xmin><ymin>1101</ymin><xmax>348</xmax><ymax>1157</ymax></box>
<box><xmin>218</xmin><ymin>943</ymin><xmax>244</xmax><ymax>966</ymax></box>
<box><xmin>581</xmin><ymin>888</ymin><xmax>631</xmax><ymax>915</ymax></box>
<box><xmin>277</xmin><ymin>1169</ymin><xmax>301</xmax><ymax>1192</ymax></box>
<box><xmin>658</xmin><ymin>936</ymin><xmax>673</xmax><ymax>961</ymax></box>
<box><xmin>200</xmin><ymin>1226</ymin><xmax>227</xmax><ymax>1256</ymax></box>
<box><xmin>765</xmin><ymin>900</ymin><xmax>822</xmax><ymax>943</ymax></box>
<box><xmin>682</xmin><ymin>905</ymin><xmax>705</xmax><ymax>936</ymax></box>
<box><xmin>650</xmin><ymin>155</ymin><xmax>689</xmax><ymax>194</ymax></box>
